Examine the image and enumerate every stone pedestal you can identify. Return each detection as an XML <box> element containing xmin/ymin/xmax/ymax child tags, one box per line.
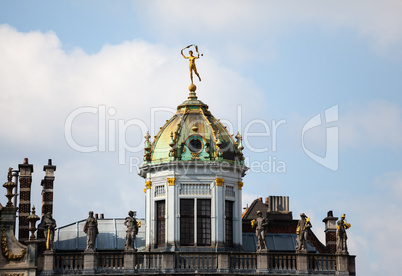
<box><xmin>25</xmin><ymin>240</ymin><xmax>39</xmax><ymax>276</ymax></box>
<box><xmin>217</xmin><ymin>253</ymin><xmax>229</xmax><ymax>273</ymax></box>
<box><xmin>162</xmin><ymin>252</ymin><xmax>175</xmax><ymax>273</ymax></box>
<box><xmin>83</xmin><ymin>250</ymin><xmax>96</xmax><ymax>275</ymax></box>
<box><xmin>336</xmin><ymin>254</ymin><xmax>349</xmax><ymax>275</ymax></box>
<box><xmin>256</xmin><ymin>252</ymin><xmax>268</xmax><ymax>273</ymax></box>
<box><xmin>296</xmin><ymin>253</ymin><xmax>309</xmax><ymax>274</ymax></box>
<box><xmin>124</xmin><ymin>250</ymin><xmax>136</xmax><ymax>274</ymax></box>
<box><xmin>42</xmin><ymin>251</ymin><xmax>55</xmax><ymax>275</ymax></box>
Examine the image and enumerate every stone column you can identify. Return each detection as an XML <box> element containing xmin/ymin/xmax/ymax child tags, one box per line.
<box><xmin>18</xmin><ymin>158</ymin><xmax>34</xmax><ymax>243</ymax></box>
<box><xmin>322</xmin><ymin>210</ymin><xmax>338</xmax><ymax>254</ymax></box>
<box><xmin>123</xmin><ymin>250</ymin><xmax>136</xmax><ymax>274</ymax></box>
<box><xmin>83</xmin><ymin>251</ymin><xmax>96</xmax><ymax>274</ymax></box>
<box><xmin>144</xmin><ymin>180</ymin><xmax>152</xmax><ymax>250</ymax></box>
<box><xmin>215</xmin><ymin>178</ymin><xmax>225</xmax><ymax>248</ymax></box>
<box><xmin>235</xmin><ymin>180</ymin><xmax>243</xmax><ymax>248</ymax></box>
<box><xmin>296</xmin><ymin>253</ymin><xmax>309</xmax><ymax>274</ymax></box>
<box><xmin>166</xmin><ymin>177</ymin><xmax>176</xmax><ymax>251</ymax></box>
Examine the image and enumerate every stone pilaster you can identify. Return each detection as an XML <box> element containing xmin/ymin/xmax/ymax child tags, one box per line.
<box><xmin>18</xmin><ymin>158</ymin><xmax>34</xmax><ymax>243</ymax></box>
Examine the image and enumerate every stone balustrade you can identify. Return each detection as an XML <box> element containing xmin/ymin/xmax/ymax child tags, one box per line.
<box><xmin>45</xmin><ymin>251</ymin><xmax>356</xmax><ymax>275</ymax></box>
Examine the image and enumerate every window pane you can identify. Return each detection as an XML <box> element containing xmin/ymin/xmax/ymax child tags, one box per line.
<box><xmin>225</xmin><ymin>201</ymin><xmax>233</xmax><ymax>246</ymax></box>
<box><xmin>156</xmin><ymin>200</ymin><xmax>165</xmax><ymax>247</ymax></box>
<box><xmin>180</xmin><ymin>199</ymin><xmax>194</xmax><ymax>245</ymax></box>
<box><xmin>197</xmin><ymin>199</ymin><xmax>211</xmax><ymax>246</ymax></box>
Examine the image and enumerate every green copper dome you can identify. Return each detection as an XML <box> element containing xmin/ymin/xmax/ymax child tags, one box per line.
<box><xmin>143</xmin><ymin>91</ymin><xmax>244</xmax><ymax>165</ymax></box>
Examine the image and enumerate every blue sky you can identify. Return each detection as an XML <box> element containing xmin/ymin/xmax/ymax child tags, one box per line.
<box><xmin>1</xmin><ymin>1</ymin><xmax>402</xmax><ymax>275</ymax></box>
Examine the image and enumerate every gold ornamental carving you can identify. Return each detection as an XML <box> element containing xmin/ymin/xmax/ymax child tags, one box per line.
<box><xmin>145</xmin><ymin>181</ymin><xmax>152</xmax><ymax>190</ymax></box>
<box><xmin>1</xmin><ymin>229</ymin><xmax>26</xmax><ymax>261</ymax></box>
<box><xmin>167</xmin><ymin>178</ymin><xmax>175</xmax><ymax>186</ymax></box>
<box><xmin>216</xmin><ymin>178</ymin><xmax>224</xmax><ymax>186</ymax></box>
<box><xmin>238</xmin><ymin>181</ymin><xmax>243</xmax><ymax>190</ymax></box>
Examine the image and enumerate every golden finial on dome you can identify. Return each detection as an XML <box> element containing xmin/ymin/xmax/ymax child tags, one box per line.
<box><xmin>192</xmin><ymin>123</ymin><xmax>198</xmax><ymax>133</ymax></box>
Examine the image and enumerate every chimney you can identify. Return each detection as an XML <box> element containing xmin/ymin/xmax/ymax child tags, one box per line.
<box><xmin>18</xmin><ymin>158</ymin><xmax>34</xmax><ymax>243</ymax></box>
<box><xmin>265</xmin><ymin>197</ymin><xmax>269</xmax><ymax>204</ymax></box>
<box><xmin>37</xmin><ymin>159</ymin><xmax>57</xmax><ymax>251</ymax></box>
<box><xmin>41</xmin><ymin>159</ymin><xmax>56</xmax><ymax>217</ymax></box>
<box><xmin>267</xmin><ymin>196</ymin><xmax>289</xmax><ymax>212</ymax></box>
<box><xmin>100</xmin><ymin>214</ymin><xmax>104</xmax><ymax>219</ymax></box>
<box><xmin>95</xmin><ymin>213</ymin><xmax>99</xmax><ymax>220</ymax></box>
<box><xmin>258</xmin><ymin>197</ymin><xmax>263</xmax><ymax>202</ymax></box>
<box><xmin>322</xmin><ymin>210</ymin><xmax>338</xmax><ymax>254</ymax></box>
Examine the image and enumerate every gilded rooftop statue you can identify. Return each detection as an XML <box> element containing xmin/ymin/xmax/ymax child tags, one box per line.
<box><xmin>181</xmin><ymin>44</ymin><xmax>202</xmax><ymax>85</ymax></box>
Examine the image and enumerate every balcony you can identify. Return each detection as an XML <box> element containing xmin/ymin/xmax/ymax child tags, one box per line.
<box><xmin>48</xmin><ymin>251</ymin><xmax>355</xmax><ymax>275</ymax></box>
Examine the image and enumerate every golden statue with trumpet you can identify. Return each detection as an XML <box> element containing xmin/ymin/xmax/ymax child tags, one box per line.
<box><xmin>336</xmin><ymin>213</ymin><xmax>351</xmax><ymax>254</ymax></box>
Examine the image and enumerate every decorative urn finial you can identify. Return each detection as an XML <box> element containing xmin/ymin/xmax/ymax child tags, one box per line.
<box><xmin>3</xmin><ymin>167</ymin><xmax>16</xmax><ymax>207</ymax></box>
<box><xmin>27</xmin><ymin>206</ymin><xmax>40</xmax><ymax>240</ymax></box>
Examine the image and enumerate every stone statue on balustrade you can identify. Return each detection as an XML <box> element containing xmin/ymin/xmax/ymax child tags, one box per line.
<box><xmin>124</xmin><ymin>211</ymin><xmax>140</xmax><ymax>251</ymax></box>
<box><xmin>336</xmin><ymin>214</ymin><xmax>351</xmax><ymax>254</ymax></box>
<box><xmin>295</xmin><ymin>213</ymin><xmax>312</xmax><ymax>253</ymax></box>
<box><xmin>252</xmin><ymin>210</ymin><xmax>268</xmax><ymax>252</ymax></box>
<box><xmin>42</xmin><ymin>212</ymin><xmax>57</xmax><ymax>251</ymax></box>
<box><xmin>84</xmin><ymin>211</ymin><xmax>98</xmax><ymax>251</ymax></box>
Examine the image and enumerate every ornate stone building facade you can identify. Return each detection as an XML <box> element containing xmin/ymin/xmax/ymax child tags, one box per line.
<box><xmin>140</xmin><ymin>89</ymin><xmax>246</xmax><ymax>252</ymax></box>
<box><xmin>0</xmin><ymin>80</ymin><xmax>356</xmax><ymax>275</ymax></box>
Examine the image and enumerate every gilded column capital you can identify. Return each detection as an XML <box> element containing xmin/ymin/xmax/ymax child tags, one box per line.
<box><xmin>167</xmin><ymin>178</ymin><xmax>175</xmax><ymax>186</ymax></box>
<box><xmin>145</xmin><ymin>181</ymin><xmax>152</xmax><ymax>190</ymax></box>
<box><xmin>238</xmin><ymin>181</ymin><xmax>243</xmax><ymax>190</ymax></box>
<box><xmin>216</xmin><ymin>178</ymin><xmax>224</xmax><ymax>186</ymax></box>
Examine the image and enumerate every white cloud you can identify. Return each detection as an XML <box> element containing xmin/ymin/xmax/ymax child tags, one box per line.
<box><xmin>139</xmin><ymin>0</ymin><xmax>402</xmax><ymax>59</ymax></box>
<box><xmin>0</xmin><ymin>24</ymin><xmax>265</xmax><ymax>226</ymax></box>
<box><xmin>0</xmin><ymin>24</ymin><xmax>265</xmax><ymax>148</ymax></box>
